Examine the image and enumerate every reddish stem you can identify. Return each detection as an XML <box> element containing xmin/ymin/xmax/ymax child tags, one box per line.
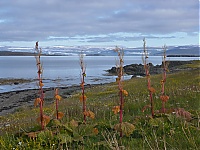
<box><xmin>56</xmin><ymin>99</ymin><xmax>59</xmax><ymax>119</ymax></box>
<box><xmin>119</xmin><ymin>89</ymin><xmax>123</xmax><ymax>137</ymax></box>
<box><xmin>147</xmin><ymin>70</ymin><xmax>154</xmax><ymax>117</ymax></box>
<box><xmin>161</xmin><ymin>59</ymin><xmax>167</xmax><ymax>113</ymax></box>
<box><xmin>143</xmin><ymin>39</ymin><xmax>154</xmax><ymax>118</ymax></box>
<box><xmin>82</xmin><ymin>74</ymin><xmax>86</xmax><ymax>123</ymax></box>
<box><xmin>55</xmin><ymin>89</ymin><xmax>59</xmax><ymax>119</ymax></box>
<box><xmin>36</xmin><ymin>43</ymin><xmax>44</xmax><ymax>130</ymax></box>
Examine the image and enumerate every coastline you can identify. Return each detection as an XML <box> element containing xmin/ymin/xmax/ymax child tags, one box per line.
<box><xmin>0</xmin><ymin>60</ymin><xmax>199</xmax><ymax>116</ymax></box>
<box><xmin>0</xmin><ymin>84</ymin><xmax>95</xmax><ymax>116</ymax></box>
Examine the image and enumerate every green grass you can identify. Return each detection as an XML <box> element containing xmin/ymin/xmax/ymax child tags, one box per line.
<box><xmin>0</xmin><ymin>60</ymin><xmax>199</xmax><ymax>150</ymax></box>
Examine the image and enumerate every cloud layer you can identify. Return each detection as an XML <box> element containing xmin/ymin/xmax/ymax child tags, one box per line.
<box><xmin>0</xmin><ymin>0</ymin><xmax>199</xmax><ymax>45</ymax></box>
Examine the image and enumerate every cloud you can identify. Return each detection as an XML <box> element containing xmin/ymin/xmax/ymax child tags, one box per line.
<box><xmin>0</xmin><ymin>0</ymin><xmax>198</xmax><ymax>45</ymax></box>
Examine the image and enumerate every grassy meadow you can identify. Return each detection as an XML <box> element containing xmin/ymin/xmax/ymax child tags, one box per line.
<box><xmin>0</xmin><ymin>60</ymin><xmax>199</xmax><ymax>150</ymax></box>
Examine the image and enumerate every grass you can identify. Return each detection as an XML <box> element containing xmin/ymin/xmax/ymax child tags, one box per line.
<box><xmin>0</xmin><ymin>60</ymin><xmax>199</xmax><ymax>149</ymax></box>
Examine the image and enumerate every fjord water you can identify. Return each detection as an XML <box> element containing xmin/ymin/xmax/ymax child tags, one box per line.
<box><xmin>0</xmin><ymin>56</ymin><xmax>198</xmax><ymax>93</ymax></box>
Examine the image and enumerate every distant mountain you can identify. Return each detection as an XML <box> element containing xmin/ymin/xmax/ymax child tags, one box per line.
<box><xmin>0</xmin><ymin>45</ymin><xmax>199</xmax><ymax>56</ymax></box>
<box><xmin>154</xmin><ymin>45</ymin><xmax>199</xmax><ymax>57</ymax></box>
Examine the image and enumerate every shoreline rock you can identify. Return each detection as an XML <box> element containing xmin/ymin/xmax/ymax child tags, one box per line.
<box><xmin>106</xmin><ymin>60</ymin><xmax>194</xmax><ymax>77</ymax></box>
<box><xmin>0</xmin><ymin>84</ymin><xmax>94</xmax><ymax>116</ymax></box>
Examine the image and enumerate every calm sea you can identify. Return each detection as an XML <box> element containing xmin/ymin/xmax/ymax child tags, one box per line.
<box><xmin>0</xmin><ymin>56</ymin><xmax>198</xmax><ymax>93</ymax></box>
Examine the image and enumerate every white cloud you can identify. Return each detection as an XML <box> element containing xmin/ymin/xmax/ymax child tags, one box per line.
<box><xmin>0</xmin><ymin>0</ymin><xmax>198</xmax><ymax>46</ymax></box>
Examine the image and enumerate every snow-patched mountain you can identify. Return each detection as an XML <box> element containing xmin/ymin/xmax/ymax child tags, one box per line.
<box><xmin>0</xmin><ymin>45</ymin><xmax>199</xmax><ymax>56</ymax></box>
<box><xmin>154</xmin><ymin>45</ymin><xmax>199</xmax><ymax>56</ymax></box>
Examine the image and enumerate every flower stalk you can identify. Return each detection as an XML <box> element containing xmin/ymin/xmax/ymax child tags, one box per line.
<box><xmin>160</xmin><ymin>45</ymin><xmax>169</xmax><ymax>113</ymax></box>
<box><xmin>114</xmin><ymin>46</ymin><xmax>128</xmax><ymax>137</ymax></box>
<box><xmin>142</xmin><ymin>38</ymin><xmax>155</xmax><ymax>118</ymax></box>
<box><xmin>80</xmin><ymin>53</ymin><xmax>87</xmax><ymax>123</ymax></box>
<box><xmin>34</xmin><ymin>41</ymin><xmax>45</xmax><ymax>130</ymax></box>
<box><xmin>54</xmin><ymin>88</ymin><xmax>63</xmax><ymax>119</ymax></box>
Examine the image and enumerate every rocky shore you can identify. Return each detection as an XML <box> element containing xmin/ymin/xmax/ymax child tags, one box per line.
<box><xmin>106</xmin><ymin>60</ymin><xmax>194</xmax><ymax>77</ymax></box>
<box><xmin>0</xmin><ymin>85</ymin><xmax>94</xmax><ymax>116</ymax></box>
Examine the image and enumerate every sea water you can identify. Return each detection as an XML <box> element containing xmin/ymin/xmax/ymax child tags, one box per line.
<box><xmin>0</xmin><ymin>56</ymin><xmax>198</xmax><ymax>93</ymax></box>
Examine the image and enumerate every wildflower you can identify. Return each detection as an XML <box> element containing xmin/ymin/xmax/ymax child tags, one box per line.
<box><xmin>80</xmin><ymin>95</ymin><xmax>87</xmax><ymax>102</ymax></box>
<box><xmin>122</xmin><ymin>90</ymin><xmax>128</xmax><ymax>96</ymax></box>
<box><xmin>36</xmin><ymin>115</ymin><xmax>50</xmax><ymax>127</ymax></box>
<box><xmin>83</xmin><ymin>111</ymin><xmax>89</xmax><ymax>117</ymax></box>
<box><xmin>83</xmin><ymin>110</ymin><xmax>95</xmax><ymax>119</ymax></box>
<box><xmin>39</xmin><ymin>81</ymin><xmax>44</xmax><ymax>87</ymax></box>
<box><xmin>93</xmin><ymin>128</ymin><xmax>99</xmax><ymax>135</ymax></box>
<box><xmin>160</xmin><ymin>95</ymin><xmax>169</xmax><ymax>102</ymax></box>
<box><xmin>88</xmin><ymin>110</ymin><xmax>95</xmax><ymax>119</ymax></box>
<box><xmin>55</xmin><ymin>95</ymin><xmax>62</xmax><ymax>101</ymax></box>
<box><xmin>80</xmin><ymin>82</ymin><xmax>84</xmax><ymax>88</ymax></box>
<box><xmin>160</xmin><ymin>80</ymin><xmax>165</xmax><ymax>84</ymax></box>
<box><xmin>54</xmin><ymin>112</ymin><xmax>64</xmax><ymax>119</ymax></box>
<box><xmin>148</xmin><ymin>87</ymin><xmax>156</xmax><ymax>93</ymax></box>
<box><xmin>34</xmin><ymin>98</ymin><xmax>41</xmax><ymax>107</ymax></box>
<box><xmin>112</xmin><ymin>106</ymin><xmax>120</xmax><ymax>114</ymax></box>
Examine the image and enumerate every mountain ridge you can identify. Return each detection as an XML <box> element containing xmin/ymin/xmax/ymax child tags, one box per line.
<box><xmin>0</xmin><ymin>45</ymin><xmax>199</xmax><ymax>56</ymax></box>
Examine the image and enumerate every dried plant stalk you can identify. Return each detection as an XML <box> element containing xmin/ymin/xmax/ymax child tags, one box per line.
<box><xmin>142</xmin><ymin>38</ymin><xmax>155</xmax><ymax>117</ymax></box>
<box><xmin>114</xmin><ymin>46</ymin><xmax>128</xmax><ymax>137</ymax></box>
<box><xmin>80</xmin><ymin>53</ymin><xmax>87</xmax><ymax>122</ymax></box>
<box><xmin>34</xmin><ymin>41</ymin><xmax>45</xmax><ymax>129</ymax></box>
<box><xmin>160</xmin><ymin>45</ymin><xmax>169</xmax><ymax>113</ymax></box>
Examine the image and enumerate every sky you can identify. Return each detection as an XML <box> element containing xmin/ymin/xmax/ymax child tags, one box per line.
<box><xmin>0</xmin><ymin>0</ymin><xmax>199</xmax><ymax>47</ymax></box>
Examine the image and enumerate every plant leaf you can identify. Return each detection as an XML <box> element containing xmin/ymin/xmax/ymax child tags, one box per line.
<box><xmin>114</xmin><ymin>122</ymin><xmax>135</xmax><ymax>137</ymax></box>
<box><xmin>26</xmin><ymin>132</ymin><xmax>38</xmax><ymax>138</ymax></box>
<box><xmin>70</xmin><ymin>119</ymin><xmax>78</xmax><ymax>128</ymax></box>
<box><xmin>36</xmin><ymin>115</ymin><xmax>50</xmax><ymax>127</ymax></box>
